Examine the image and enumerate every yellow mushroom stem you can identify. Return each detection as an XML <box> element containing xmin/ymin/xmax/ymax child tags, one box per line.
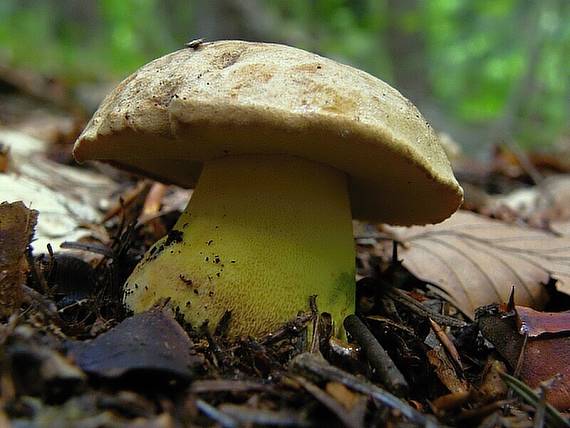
<box><xmin>124</xmin><ymin>155</ymin><xmax>356</xmax><ymax>337</ymax></box>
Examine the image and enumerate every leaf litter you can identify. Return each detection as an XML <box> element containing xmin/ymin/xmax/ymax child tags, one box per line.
<box><xmin>375</xmin><ymin>210</ymin><xmax>570</xmax><ymax>316</ymax></box>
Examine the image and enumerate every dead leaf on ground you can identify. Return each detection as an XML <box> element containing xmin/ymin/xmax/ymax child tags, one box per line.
<box><xmin>325</xmin><ymin>381</ymin><xmax>365</xmax><ymax>412</ymax></box>
<box><xmin>67</xmin><ymin>309</ymin><xmax>204</xmax><ymax>384</ymax></box>
<box><xmin>476</xmin><ymin>359</ymin><xmax>508</xmax><ymax>403</ymax></box>
<box><xmin>383</xmin><ymin>211</ymin><xmax>570</xmax><ymax>317</ymax></box>
<box><xmin>516</xmin><ymin>307</ymin><xmax>570</xmax><ymax>337</ymax></box>
<box><xmin>0</xmin><ymin>130</ymin><xmax>119</xmax><ymax>251</ymax></box>
<box><xmin>425</xmin><ymin>330</ymin><xmax>469</xmax><ymax>394</ymax></box>
<box><xmin>8</xmin><ymin>335</ymin><xmax>86</xmax><ymax>402</ymax></box>
<box><xmin>0</xmin><ymin>201</ymin><xmax>37</xmax><ymax>317</ymax></box>
<box><xmin>550</xmin><ymin>220</ymin><xmax>570</xmax><ymax>237</ymax></box>
<box><xmin>490</xmin><ymin>175</ymin><xmax>570</xmax><ymax>225</ymax></box>
<box><xmin>520</xmin><ymin>337</ymin><xmax>570</xmax><ymax>410</ymax></box>
<box><xmin>478</xmin><ymin>304</ymin><xmax>570</xmax><ymax>410</ymax></box>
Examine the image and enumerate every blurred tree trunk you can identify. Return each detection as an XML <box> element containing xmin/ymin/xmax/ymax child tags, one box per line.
<box><xmin>49</xmin><ymin>0</ymin><xmax>100</xmax><ymax>40</ymax></box>
<box><xmin>193</xmin><ymin>0</ymin><xmax>280</xmax><ymax>42</ymax></box>
<box><xmin>385</xmin><ymin>0</ymin><xmax>489</xmax><ymax>155</ymax></box>
<box><xmin>385</xmin><ymin>0</ymin><xmax>429</xmax><ymax>105</ymax></box>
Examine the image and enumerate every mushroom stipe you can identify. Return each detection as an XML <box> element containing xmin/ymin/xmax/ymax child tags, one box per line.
<box><xmin>124</xmin><ymin>155</ymin><xmax>355</xmax><ymax>336</ymax></box>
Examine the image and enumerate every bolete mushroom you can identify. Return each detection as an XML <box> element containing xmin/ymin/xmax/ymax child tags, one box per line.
<box><xmin>73</xmin><ymin>40</ymin><xmax>463</xmax><ymax>337</ymax></box>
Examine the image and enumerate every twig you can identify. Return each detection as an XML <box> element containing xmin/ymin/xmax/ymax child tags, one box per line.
<box><xmin>218</xmin><ymin>403</ymin><xmax>311</xmax><ymax>427</ymax></box>
<box><xmin>259</xmin><ymin>311</ymin><xmax>313</xmax><ymax>345</ymax></box>
<box><xmin>25</xmin><ymin>251</ymin><xmax>49</xmax><ymax>295</ymax></box>
<box><xmin>343</xmin><ymin>315</ymin><xmax>408</xmax><ymax>396</ymax></box>
<box><xmin>102</xmin><ymin>181</ymin><xmax>149</xmax><ymax>222</ymax></box>
<box><xmin>429</xmin><ymin>318</ymin><xmax>463</xmax><ymax>371</ymax></box>
<box><xmin>191</xmin><ymin>379</ymin><xmax>268</xmax><ymax>394</ymax></box>
<box><xmin>201</xmin><ymin>321</ymin><xmax>224</xmax><ymax>370</ymax></box>
<box><xmin>293</xmin><ymin>375</ymin><xmax>364</xmax><ymax>428</ymax></box>
<box><xmin>60</xmin><ymin>241</ymin><xmax>114</xmax><ymax>258</ymax></box>
<box><xmin>513</xmin><ymin>332</ymin><xmax>528</xmax><ymax>378</ymax></box>
<box><xmin>309</xmin><ymin>295</ymin><xmax>320</xmax><ymax>354</ymax></box>
<box><xmin>291</xmin><ymin>353</ymin><xmax>435</xmax><ymax>427</ymax></box>
<box><xmin>196</xmin><ymin>399</ymin><xmax>238</xmax><ymax>428</ymax></box>
<box><xmin>214</xmin><ymin>310</ymin><xmax>232</xmax><ymax>337</ymax></box>
<box><xmin>455</xmin><ymin>400</ymin><xmax>513</xmax><ymax>422</ymax></box>
<box><xmin>387</xmin><ymin>288</ymin><xmax>466</xmax><ymax>328</ymax></box>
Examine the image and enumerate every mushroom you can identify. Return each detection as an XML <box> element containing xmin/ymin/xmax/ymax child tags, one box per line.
<box><xmin>73</xmin><ymin>40</ymin><xmax>463</xmax><ymax>337</ymax></box>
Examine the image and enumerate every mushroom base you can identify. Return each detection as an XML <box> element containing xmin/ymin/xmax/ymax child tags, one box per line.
<box><xmin>124</xmin><ymin>155</ymin><xmax>356</xmax><ymax>337</ymax></box>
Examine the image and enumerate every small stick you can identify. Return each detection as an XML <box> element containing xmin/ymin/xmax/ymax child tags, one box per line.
<box><xmin>343</xmin><ymin>315</ymin><xmax>408</xmax><ymax>396</ymax></box>
<box><xmin>102</xmin><ymin>181</ymin><xmax>148</xmax><ymax>222</ymax></box>
<box><xmin>196</xmin><ymin>399</ymin><xmax>237</xmax><ymax>428</ymax></box>
<box><xmin>60</xmin><ymin>241</ymin><xmax>114</xmax><ymax>258</ymax></box>
<box><xmin>388</xmin><ymin>288</ymin><xmax>467</xmax><ymax>328</ymax></box>
<box><xmin>455</xmin><ymin>399</ymin><xmax>513</xmax><ymax>422</ymax></box>
<box><xmin>292</xmin><ymin>376</ymin><xmax>363</xmax><ymax>428</ymax></box>
<box><xmin>201</xmin><ymin>321</ymin><xmax>223</xmax><ymax>369</ymax></box>
<box><xmin>291</xmin><ymin>353</ymin><xmax>435</xmax><ymax>427</ymax></box>
<box><xmin>309</xmin><ymin>295</ymin><xmax>320</xmax><ymax>353</ymax></box>
<box><xmin>392</xmin><ymin>240</ymin><xmax>399</xmax><ymax>264</ymax></box>
<box><xmin>429</xmin><ymin>318</ymin><xmax>463</xmax><ymax>370</ymax></box>
<box><xmin>259</xmin><ymin>311</ymin><xmax>313</xmax><ymax>345</ymax></box>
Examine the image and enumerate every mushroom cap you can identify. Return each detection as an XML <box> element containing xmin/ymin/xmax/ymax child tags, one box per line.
<box><xmin>73</xmin><ymin>40</ymin><xmax>462</xmax><ymax>225</ymax></box>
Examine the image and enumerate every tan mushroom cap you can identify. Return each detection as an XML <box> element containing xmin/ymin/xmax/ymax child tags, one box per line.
<box><xmin>73</xmin><ymin>40</ymin><xmax>463</xmax><ymax>225</ymax></box>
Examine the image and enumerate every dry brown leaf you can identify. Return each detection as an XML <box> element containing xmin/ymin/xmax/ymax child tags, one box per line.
<box><xmin>0</xmin><ymin>130</ymin><xmax>118</xmax><ymax>251</ymax></box>
<box><xmin>426</xmin><ymin>347</ymin><xmax>469</xmax><ymax>394</ymax></box>
<box><xmin>477</xmin><ymin>359</ymin><xmax>508</xmax><ymax>403</ymax></box>
<box><xmin>67</xmin><ymin>309</ymin><xmax>203</xmax><ymax>382</ymax></box>
<box><xmin>385</xmin><ymin>211</ymin><xmax>570</xmax><ymax>316</ymax></box>
<box><xmin>551</xmin><ymin>220</ymin><xmax>570</xmax><ymax>237</ymax></box>
<box><xmin>493</xmin><ymin>175</ymin><xmax>570</xmax><ymax>223</ymax></box>
<box><xmin>478</xmin><ymin>305</ymin><xmax>570</xmax><ymax>410</ymax></box>
<box><xmin>325</xmin><ymin>381</ymin><xmax>362</xmax><ymax>411</ymax></box>
<box><xmin>516</xmin><ymin>307</ymin><xmax>570</xmax><ymax>337</ymax></box>
<box><xmin>519</xmin><ymin>336</ymin><xmax>570</xmax><ymax>410</ymax></box>
<box><xmin>0</xmin><ymin>201</ymin><xmax>37</xmax><ymax>317</ymax></box>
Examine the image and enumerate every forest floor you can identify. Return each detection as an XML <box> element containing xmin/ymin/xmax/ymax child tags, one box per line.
<box><xmin>1</xmin><ymin>66</ymin><xmax>570</xmax><ymax>427</ymax></box>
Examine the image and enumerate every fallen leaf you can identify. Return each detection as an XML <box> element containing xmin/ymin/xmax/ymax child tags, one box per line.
<box><xmin>67</xmin><ymin>309</ymin><xmax>203</xmax><ymax>384</ymax></box>
<box><xmin>478</xmin><ymin>304</ymin><xmax>570</xmax><ymax>410</ymax></box>
<box><xmin>431</xmin><ymin>390</ymin><xmax>471</xmax><ymax>412</ymax></box>
<box><xmin>384</xmin><ymin>211</ymin><xmax>570</xmax><ymax>316</ymax></box>
<box><xmin>9</xmin><ymin>341</ymin><xmax>86</xmax><ymax>403</ymax></box>
<box><xmin>521</xmin><ymin>338</ymin><xmax>570</xmax><ymax>410</ymax></box>
<box><xmin>529</xmin><ymin>151</ymin><xmax>570</xmax><ymax>174</ymax></box>
<box><xmin>0</xmin><ymin>143</ymin><xmax>8</xmax><ymax>172</ymax></box>
<box><xmin>491</xmin><ymin>175</ymin><xmax>570</xmax><ymax>224</ymax></box>
<box><xmin>6</xmin><ymin>323</ymin><xmax>85</xmax><ymax>403</ymax></box>
<box><xmin>0</xmin><ymin>130</ymin><xmax>118</xmax><ymax>251</ymax></box>
<box><xmin>426</xmin><ymin>348</ymin><xmax>469</xmax><ymax>394</ymax></box>
<box><xmin>0</xmin><ymin>201</ymin><xmax>37</xmax><ymax>317</ymax></box>
<box><xmin>325</xmin><ymin>381</ymin><xmax>363</xmax><ymax>411</ymax></box>
<box><xmin>550</xmin><ymin>220</ymin><xmax>570</xmax><ymax>237</ymax></box>
<box><xmin>516</xmin><ymin>307</ymin><xmax>570</xmax><ymax>337</ymax></box>
<box><xmin>425</xmin><ymin>330</ymin><xmax>469</xmax><ymax>394</ymax></box>
<box><xmin>476</xmin><ymin>358</ymin><xmax>508</xmax><ymax>403</ymax></box>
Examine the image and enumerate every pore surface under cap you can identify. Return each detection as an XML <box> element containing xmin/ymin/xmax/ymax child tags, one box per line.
<box><xmin>73</xmin><ymin>40</ymin><xmax>463</xmax><ymax>225</ymax></box>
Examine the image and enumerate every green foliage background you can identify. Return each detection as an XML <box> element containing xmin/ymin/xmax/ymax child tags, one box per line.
<box><xmin>0</xmin><ymin>0</ymin><xmax>568</xmax><ymax>150</ymax></box>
